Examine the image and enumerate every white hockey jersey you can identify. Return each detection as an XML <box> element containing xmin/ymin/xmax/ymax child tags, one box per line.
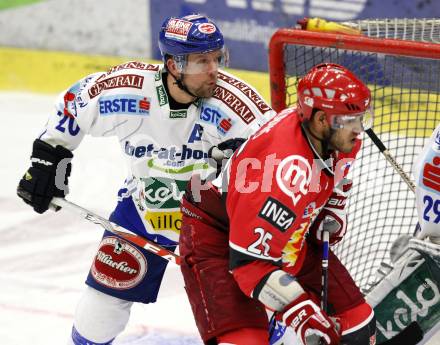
<box><xmin>413</xmin><ymin>123</ymin><xmax>440</xmax><ymax>240</ymax></box>
<box><xmin>39</xmin><ymin>61</ymin><xmax>275</xmax><ymax>244</ymax></box>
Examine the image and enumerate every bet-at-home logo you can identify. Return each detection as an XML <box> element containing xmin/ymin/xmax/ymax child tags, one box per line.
<box><xmin>135</xmin><ymin>177</ymin><xmax>188</xmax><ymax>210</ymax></box>
<box><xmin>124</xmin><ymin>140</ymin><xmax>209</xmax><ymax>173</ymax></box>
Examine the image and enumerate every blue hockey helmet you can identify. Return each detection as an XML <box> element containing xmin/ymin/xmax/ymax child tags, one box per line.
<box><xmin>158</xmin><ymin>14</ymin><xmax>225</xmax><ymax>61</ymax></box>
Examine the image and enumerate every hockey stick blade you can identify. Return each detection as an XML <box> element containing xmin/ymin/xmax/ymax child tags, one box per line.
<box><xmin>378</xmin><ymin>321</ymin><xmax>423</xmax><ymax>345</ymax></box>
<box><xmin>50</xmin><ymin>197</ymin><xmax>181</xmax><ymax>265</ymax></box>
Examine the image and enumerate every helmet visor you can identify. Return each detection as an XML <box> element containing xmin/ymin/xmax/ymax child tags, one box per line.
<box><xmin>175</xmin><ymin>47</ymin><xmax>229</xmax><ymax>75</ymax></box>
<box><xmin>329</xmin><ymin>108</ymin><xmax>374</xmax><ymax>132</ymax></box>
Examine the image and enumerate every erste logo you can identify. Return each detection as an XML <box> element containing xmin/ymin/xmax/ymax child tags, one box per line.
<box><xmin>423</xmin><ymin>156</ymin><xmax>440</xmax><ymax>193</ymax></box>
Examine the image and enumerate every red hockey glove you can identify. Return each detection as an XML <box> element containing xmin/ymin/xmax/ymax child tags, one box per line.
<box><xmin>276</xmin><ymin>293</ymin><xmax>340</xmax><ymax>345</ymax></box>
<box><xmin>309</xmin><ymin>179</ymin><xmax>352</xmax><ymax>245</ymax></box>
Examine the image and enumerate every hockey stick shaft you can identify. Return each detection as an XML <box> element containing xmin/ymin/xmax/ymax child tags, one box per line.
<box><xmin>365</xmin><ymin>128</ymin><xmax>415</xmax><ymax>193</ymax></box>
<box><xmin>321</xmin><ymin>230</ymin><xmax>329</xmax><ymax>312</ymax></box>
<box><xmin>319</xmin><ymin>230</ymin><xmax>330</xmax><ymax>345</ymax></box>
<box><xmin>50</xmin><ymin>197</ymin><xmax>181</xmax><ymax>265</ymax></box>
<box><xmin>364</xmin><ymin>131</ymin><xmax>424</xmax><ymax>344</ymax></box>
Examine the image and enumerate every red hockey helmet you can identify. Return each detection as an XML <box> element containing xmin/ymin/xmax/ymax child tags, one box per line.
<box><xmin>297</xmin><ymin>63</ymin><xmax>373</xmax><ymax>130</ymax></box>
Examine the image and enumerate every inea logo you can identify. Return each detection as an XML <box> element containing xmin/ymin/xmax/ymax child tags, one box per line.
<box><xmin>259</xmin><ymin>197</ymin><xmax>296</xmax><ymax>232</ymax></box>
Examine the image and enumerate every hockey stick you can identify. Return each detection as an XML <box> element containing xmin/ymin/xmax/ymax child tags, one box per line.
<box><xmin>365</xmin><ymin>129</ymin><xmax>429</xmax><ymax>239</ymax></box>
<box><xmin>318</xmin><ymin>230</ymin><xmax>330</xmax><ymax>345</ymax></box>
<box><xmin>50</xmin><ymin>197</ymin><xmax>181</xmax><ymax>265</ymax></box>
<box><xmin>365</xmin><ymin>128</ymin><xmax>416</xmax><ymax>193</ymax></box>
<box><xmin>364</xmin><ymin>131</ymin><xmax>426</xmax><ymax>342</ymax></box>
<box><xmin>321</xmin><ymin>230</ymin><xmax>330</xmax><ymax>312</ymax></box>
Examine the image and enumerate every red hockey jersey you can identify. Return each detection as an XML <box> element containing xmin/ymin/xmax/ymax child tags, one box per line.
<box><xmin>226</xmin><ymin>108</ymin><xmax>361</xmax><ymax>297</ymax></box>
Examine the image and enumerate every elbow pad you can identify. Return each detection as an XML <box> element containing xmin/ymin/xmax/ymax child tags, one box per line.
<box><xmin>253</xmin><ymin>270</ymin><xmax>305</xmax><ymax>311</ymax></box>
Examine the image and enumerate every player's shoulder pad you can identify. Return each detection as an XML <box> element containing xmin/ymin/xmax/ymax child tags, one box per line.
<box><xmin>78</xmin><ymin>61</ymin><xmax>160</xmax><ymax>104</ymax></box>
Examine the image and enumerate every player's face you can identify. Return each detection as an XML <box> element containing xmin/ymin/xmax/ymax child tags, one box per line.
<box><xmin>182</xmin><ymin>50</ymin><xmax>224</xmax><ymax>97</ymax></box>
<box><xmin>329</xmin><ymin>125</ymin><xmax>360</xmax><ymax>153</ymax></box>
<box><xmin>328</xmin><ymin>112</ymin><xmax>372</xmax><ymax>153</ymax></box>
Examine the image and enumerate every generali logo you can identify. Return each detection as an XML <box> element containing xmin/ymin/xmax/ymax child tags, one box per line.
<box><xmin>218</xmin><ymin>72</ymin><xmax>271</xmax><ymax>113</ymax></box>
<box><xmin>106</xmin><ymin>61</ymin><xmax>159</xmax><ymax>75</ymax></box>
<box><xmin>88</xmin><ymin>74</ymin><xmax>144</xmax><ymax>99</ymax></box>
<box><xmin>212</xmin><ymin>85</ymin><xmax>255</xmax><ymax>124</ymax></box>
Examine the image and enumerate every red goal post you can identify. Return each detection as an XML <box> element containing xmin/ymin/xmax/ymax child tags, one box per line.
<box><xmin>269</xmin><ymin>29</ymin><xmax>440</xmax><ymax>113</ymax></box>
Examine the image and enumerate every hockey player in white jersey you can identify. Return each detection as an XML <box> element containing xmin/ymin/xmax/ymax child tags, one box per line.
<box><xmin>365</xmin><ymin>125</ymin><xmax>440</xmax><ymax>344</ymax></box>
<box><xmin>17</xmin><ymin>14</ymin><xmax>274</xmax><ymax>345</ymax></box>
<box><xmin>413</xmin><ymin>123</ymin><xmax>440</xmax><ymax>243</ymax></box>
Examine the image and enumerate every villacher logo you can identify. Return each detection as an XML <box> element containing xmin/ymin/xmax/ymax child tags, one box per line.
<box><xmin>91</xmin><ymin>237</ymin><xmax>147</xmax><ymax>290</ymax></box>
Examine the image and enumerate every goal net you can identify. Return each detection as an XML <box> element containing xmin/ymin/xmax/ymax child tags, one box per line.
<box><xmin>269</xmin><ymin>18</ymin><xmax>440</xmax><ymax>291</ymax></box>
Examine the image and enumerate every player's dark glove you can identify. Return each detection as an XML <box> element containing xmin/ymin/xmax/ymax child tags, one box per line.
<box><xmin>217</xmin><ymin>137</ymin><xmax>246</xmax><ymax>153</ymax></box>
<box><xmin>17</xmin><ymin>139</ymin><xmax>73</xmax><ymax>214</ymax></box>
<box><xmin>208</xmin><ymin>138</ymin><xmax>247</xmax><ymax>178</ymax></box>
<box><xmin>208</xmin><ymin>137</ymin><xmax>246</xmax><ymax>161</ymax></box>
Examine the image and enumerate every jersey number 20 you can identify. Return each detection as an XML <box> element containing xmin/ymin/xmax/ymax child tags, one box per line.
<box><xmin>56</xmin><ymin>115</ymin><xmax>80</xmax><ymax>136</ymax></box>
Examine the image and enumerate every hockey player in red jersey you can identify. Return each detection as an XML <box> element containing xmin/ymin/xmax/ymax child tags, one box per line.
<box><xmin>180</xmin><ymin>63</ymin><xmax>377</xmax><ymax>344</ymax></box>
